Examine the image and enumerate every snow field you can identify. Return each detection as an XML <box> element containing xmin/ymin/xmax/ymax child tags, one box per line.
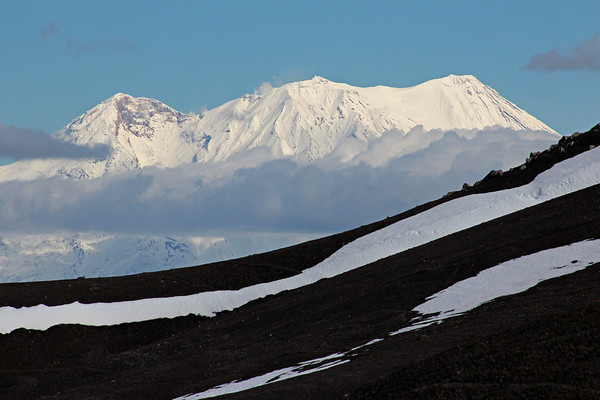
<box><xmin>174</xmin><ymin>238</ymin><xmax>600</xmax><ymax>399</ymax></box>
<box><xmin>173</xmin><ymin>352</ymin><xmax>351</xmax><ymax>400</ymax></box>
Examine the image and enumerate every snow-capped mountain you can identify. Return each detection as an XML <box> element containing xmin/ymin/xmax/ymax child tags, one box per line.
<box><xmin>0</xmin><ymin>75</ymin><xmax>557</xmax><ymax>182</ymax></box>
<box><xmin>0</xmin><ymin>232</ymin><xmax>317</xmax><ymax>282</ymax></box>
<box><xmin>190</xmin><ymin>74</ymin><xmax>556</xmax><ymax>162</ymax></box>
<box><xmin>0</xmin><ymin>94</ymin><xmax>202</xmax><ymax>181</ymax></box>
<box><xmin>0</xmin><ymin>233</ymin><xmax>198</xmax><ymax>282</ymax></box>
<box><xmin>0</xmin><ymin>74</ymin><xmax>562</xmax><ymax>284</ymax></box>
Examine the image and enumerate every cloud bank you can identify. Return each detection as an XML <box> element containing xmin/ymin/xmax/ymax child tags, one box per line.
<box><xmin>527</xmin><ymin>35</ymin><xmax>600</xmax><ymax>72</ymax></box>
<box><xmin>37</xmin><ymin>21</ymin><xmax>136</xmax><ymax>54</ymax></box>
<box><xmin>0</xmin><ymin>127</ymin><xmax>557</xmax><ymax>235</ymax></box>
<box><xmin>0</xmin><ymin>124</ymin><xmax>110</xmax><ymax>160</ymax></box>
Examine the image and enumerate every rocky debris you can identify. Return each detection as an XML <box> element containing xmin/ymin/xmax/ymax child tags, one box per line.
<box><xmin>456</xmin><ymin>123</ymin><xmax>600</xmax><ymax>196</ymax></box>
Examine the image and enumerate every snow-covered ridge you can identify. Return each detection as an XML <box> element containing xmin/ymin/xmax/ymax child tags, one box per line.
<box><xmin>177</xmin><ymin>238</ymin><xmax>600</xmax><ymax>400</ymax></box>
<box><xmin>0</xmin><ymin>232</ymin><xmax>317</xmax><ymax>283</ymax></box>
<box><xmin>194</xmin><ymin>74</ymin><xmax>556</xmax><ymax>162</ymax></box>
<box><xmin>1</xmin><ymin>145</ymin><xmax>599</xmax><ymax>334</ymax></box>
<box><xmin>0</xmin><ymin>75</ymin><xmax>557</xmax><ymax>182</ymax></box>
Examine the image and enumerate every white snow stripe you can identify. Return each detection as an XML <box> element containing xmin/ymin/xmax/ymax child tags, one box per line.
<box><xmin>392</xmin><ymin>238</ymin><xmax>600</xmax><ymax>334</ymax></box>
<box><xmin>173</xmin><ymin>352</ymin><xmax>350</xmax><ymax>400</ymax></box>
<box><xmin>177</xmin><ymin>239</ymin><xmax>600</xmax><ymax>399</ymax></box>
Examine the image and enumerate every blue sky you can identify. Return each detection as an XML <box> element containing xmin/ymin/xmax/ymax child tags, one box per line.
<box><xmin>1</xmin><ymin>0</ymin><xmax>599</xmax><ymax>135</ymax></box>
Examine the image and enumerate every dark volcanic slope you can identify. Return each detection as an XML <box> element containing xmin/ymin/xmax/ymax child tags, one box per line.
<box><xmin>1</xmin><ymin>124</ymin><xmax>600</xmax><ymax>400</ymax></box>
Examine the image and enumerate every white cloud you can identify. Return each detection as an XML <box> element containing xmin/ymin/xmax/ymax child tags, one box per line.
<box><xmin>527</xmin><ymin>35</ymin><xmax>600</xmax><ymax>72</ymax></box>
<box><xmin>0</xmin><ymin>127</ymin><xmax>557</xmax><ymax>236</ymax></box>
<box><xmin>0</xmin><ymin>123</ymin><xmax>109</xmax><ymax>160</ymax></box>
<box><xmin>39</xmin><ymin>21</ymin><xmax>60</xmax><ymax>41</ymax></box>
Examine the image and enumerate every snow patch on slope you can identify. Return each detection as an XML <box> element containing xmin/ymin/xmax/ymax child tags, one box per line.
<box><xmin>174</xmin><ymin>352</ymin><xmax>351</xmax><ymax>400</ymax></box>
<box><xmin>173</xmin><ymin>238</ymin><xmax>600</xmax><ymax>399</ymax></box>
<box><xmin>393</xmin><ymin>241</ymin><xmax>598</xmax><ymax>333</ymax></box>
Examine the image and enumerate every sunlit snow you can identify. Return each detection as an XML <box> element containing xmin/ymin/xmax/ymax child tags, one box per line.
<box><xmin>0</xmin><ymin>75</ymin><xmax>556</xmax><ymax>183</ymax></box>
<box><xmin>174</xmin><ymin>239</ymin><xmax>600</xmax><ymax>399</ymax></box>
<box><xmin>173</xmin><ymin>352</ymin><xmax>350</xmax><ymax>400</ymax></box>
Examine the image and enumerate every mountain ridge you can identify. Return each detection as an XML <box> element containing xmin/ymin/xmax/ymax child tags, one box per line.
<box><xmin>0</xmin><ymin>74</ymin><xmax>557</xmax><ymax>182</ymax></box>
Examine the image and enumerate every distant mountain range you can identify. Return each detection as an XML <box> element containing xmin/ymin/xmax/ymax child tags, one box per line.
<box><xmin>0</xmin><ymin>75</ymin><xmax>561</xmax><ymax>283</ymax></box>
<box><xmin>1</xmin><ymin>123</ymin><xmax>599</xmax><ymax>400</ymax></box>
<box><xmin>0</xmin><ymin>75</ymin><xmax>556</xmax><ymax>182</ymax></box>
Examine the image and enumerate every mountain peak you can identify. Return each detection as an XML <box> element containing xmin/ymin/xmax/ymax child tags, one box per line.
<box><xmin>105</xmin><ymin>93</ymin><xmax>174</xmax><ymax>114</ymax></box>
<box><xmin>43</xmin><ymin>92</ymin><xmax>201</xmax><ymax>178</ymax></box>
<box><xmin>309</xmin><ymin>76</ymin><xmax>331</xmax><ymax>84</ymax></box>
<box><xmin>428</xmin><ymin>74</ymin><xmax>484</xmax><ymax>88</ymax></box>
<box><xmin>100</xmin><ymin>92</ymin><xmax>135</xmax><ymax>108</ymax></box>
<box><xmin>109</xmin><ymin>92</ymin><xmax>133</xmax><ymax>100</ymax></box>
<box><xmin>297</xmin><ymin>74</ymin><xmax>483</xmax><ymax>90</ymax></box>
<box><xmin>0</xmin><ymin>74</ymin><xmax>558</xmax><ymax>181</ymax></box>
<box><xmin>445</xmin><ymin>74</ymin><xmax>478</xmax><ymax>81</ymax></box>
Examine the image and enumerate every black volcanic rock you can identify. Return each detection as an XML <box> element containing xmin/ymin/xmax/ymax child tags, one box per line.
<box><xmin>465</xmin><ymin>123</ymin><xmax>600</xmax><ymax>193</ymax></box>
